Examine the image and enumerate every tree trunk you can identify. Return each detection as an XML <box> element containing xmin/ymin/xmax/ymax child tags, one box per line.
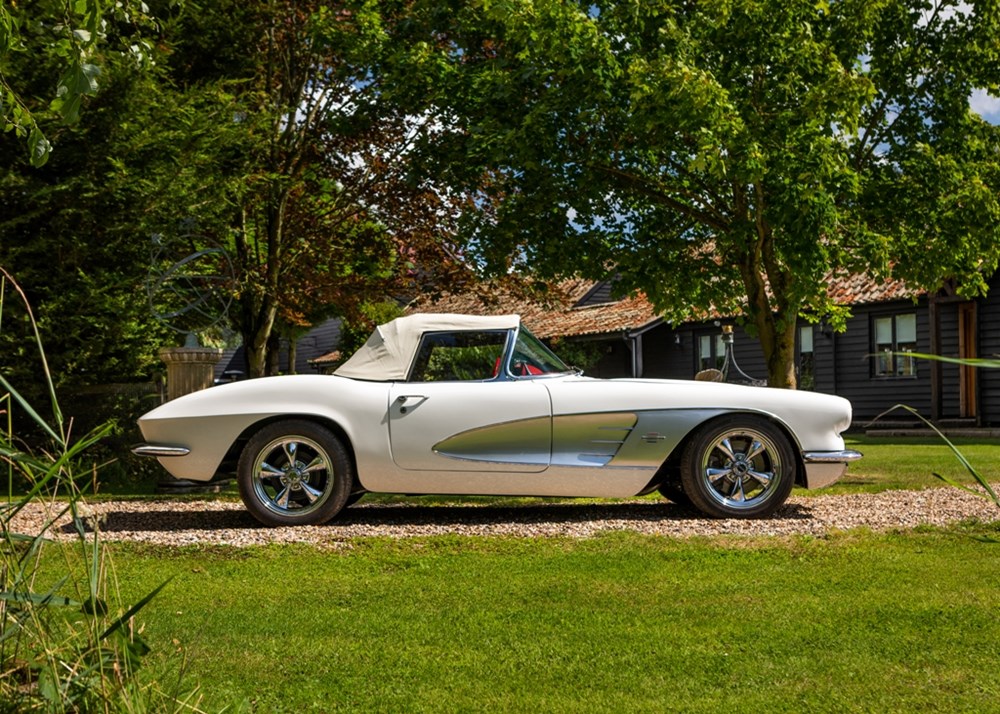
<box><xmin>287</xmin><ymin>337</ymin><xmax>298</xmax><ymax>375</ymax></box>
<box><xmin>763</xmin><ymin>318</ymin><xmax>798</xmax><ymax>389</ymax></box>
<box><xmin>735</xmin><ymin>222</ymin><xmax>799</xmax><ymax>389</ymax></box>
<box><xmin>266</xmin><ymin>331</ymin><xmax>281</xmax><ymax>375</ymax></box>
<box><xmin>242</xmin><ymin>301</ymin><xmax>278</xmax><ymax>379</ymax></box>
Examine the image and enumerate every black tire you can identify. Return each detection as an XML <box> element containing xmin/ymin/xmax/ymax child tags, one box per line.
<box><xmin>657</xmin><ymin>479</ymin><xmax>693</xmax><ymax>507</ymax></box>
<box><xmin>680</xmin><ymin>415</ymin><xmax>796</xmax><ymax>519</ymax></box>
<box><xmin>237</xmin><ymin>420</ymin><xmax>353</xmax><ymax>526</ymax></box>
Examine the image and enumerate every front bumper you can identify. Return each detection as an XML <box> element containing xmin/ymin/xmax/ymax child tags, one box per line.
<box><xmin>801</xmin><ymin>450</ymin><xmax>863</xmax><ymax>489</ymax></box>
<box><xmin>131</xmin><ymin>444</ymin><xmax>190</xmax><ymax>458</ymax></box>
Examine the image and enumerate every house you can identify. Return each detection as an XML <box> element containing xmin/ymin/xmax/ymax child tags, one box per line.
<box><xmin>214</xmin><ymin>317</ymin><xmax>344</xmax><ymax>380</ymax></box>
<box><xmin>410</xmin><ymin>272</ymin><xmax>1000</xmax><ymax>426</ymax></box>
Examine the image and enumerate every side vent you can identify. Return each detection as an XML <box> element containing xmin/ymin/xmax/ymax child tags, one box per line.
<box><xmin>552</xmin><ymin>413</ymin><xmax>638</xmax><ymax>467</ymax></box>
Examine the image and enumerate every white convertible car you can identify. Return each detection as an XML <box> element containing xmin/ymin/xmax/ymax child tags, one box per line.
<box><xmin>134</xmin><ymin>314</ymin><xmax>861</xmax><ymax>525</ymax></box>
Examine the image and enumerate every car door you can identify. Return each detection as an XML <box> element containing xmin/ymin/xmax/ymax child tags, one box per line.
<box><xmin>389</xmin><ymin>380</ymin><xmax>551</xmax><ymax>472</ymax></box>
<box><xmin>387</xmin><ymin>328</ymin><xmax>552</xmax><ymax>472</ymax></box>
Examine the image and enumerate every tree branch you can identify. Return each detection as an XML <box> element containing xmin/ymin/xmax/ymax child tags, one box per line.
<box><xmin>590</xmin><ymin>164</ymin><xmax>731</xmax><ymax>232</ymax></box>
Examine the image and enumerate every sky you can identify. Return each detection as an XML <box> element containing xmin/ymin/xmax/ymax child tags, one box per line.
<box><xmin>969</xmin><ymin>89</ymin><xmax>1000</xmax><ymax>125</ymax></box>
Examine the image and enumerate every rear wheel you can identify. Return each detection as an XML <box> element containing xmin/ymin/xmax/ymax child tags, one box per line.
<box><xmin>680</xmin><ymin>416</ymin><xmax>796</xmax><ymax>519</ymax></box>
<box><xmin>237</xmin><ymin>420</ymin><xmax>352</xmax><ymax>526</ymax></box>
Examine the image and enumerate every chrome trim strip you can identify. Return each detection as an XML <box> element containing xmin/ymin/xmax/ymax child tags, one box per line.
<box><xmin>131</xmin><ymin>444</ymin><xmax>191</xmax><ymax>458</ymax></box>
<box><xmin>802</xmin><ymin>450</ymin><xmax>863</xmax><ymax>463</ymax></box>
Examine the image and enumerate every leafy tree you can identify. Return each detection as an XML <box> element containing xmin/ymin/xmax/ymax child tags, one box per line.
<box><xmin>0</xmin><ymin>53</ymin><xmax>191</xmax><ymax>391</ymax></box>
<box><xmin>337</xmin><ymin>299</ymin><xmax>406</xmax><ymax>359</ymax></box>
<box><xmin>0</xmin><ymin>0</ymin><xmax>157</xmax><ymax>166</ymax></box>
<box><xmin>381</xmin><ymin>0</ymin><xmax>1000</xmax><ymax>387</ymax></box>
<box><xmin>3</xmin><ymin>0</ymin><xmax>474</xmax><ymax>385</ymax></box>
<box><xmin>165</xmin><ymin>0</ymin><xmax>474</xmax><ymax>377</ymax></box>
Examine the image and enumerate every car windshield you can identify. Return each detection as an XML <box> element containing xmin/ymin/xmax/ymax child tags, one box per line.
<box><xmin>508</xmin><ymin>327</ymin><xmax>574</xmax><ymax>377</ymax></box>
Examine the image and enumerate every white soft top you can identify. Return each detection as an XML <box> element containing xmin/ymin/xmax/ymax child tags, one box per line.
<box><xmin>334</xmin><ymin>313</ymin><xmax>521</xmax><ymax>381</ymax></box>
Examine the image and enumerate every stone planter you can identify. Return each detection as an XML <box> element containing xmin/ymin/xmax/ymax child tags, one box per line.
<box><xmin>158</xmin><ymin>346</ymin><xmax>224</xmax><ymax>402</ymax></box>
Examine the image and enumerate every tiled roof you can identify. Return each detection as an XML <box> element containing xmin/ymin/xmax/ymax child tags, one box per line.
<box><xmin>409</xmin><ymin>278</ymin><xmax>662</xmax><ymax>338</ymax></box>
<box><xmin>410</xmin><ymin>273</ymin><xmax>922</xmax><ymax>339</ymax></box>
<box><xmin>824</xmin><ymin>272</ymin><xmax>919</xmax><ymax>305</ymax></box>
<box><xmin>310</xmin><ymin>350</ymin><xmax>342</xmax><ymax>365</ymax></box>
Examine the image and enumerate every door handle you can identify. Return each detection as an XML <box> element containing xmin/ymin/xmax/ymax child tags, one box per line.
<box><xmin>395</xmin><ymin>395</ymin><xmax>426</xmax><ymax>414</ymax></box>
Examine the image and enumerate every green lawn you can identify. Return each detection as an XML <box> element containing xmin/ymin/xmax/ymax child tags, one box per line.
<box><xmin>23</xmin><ymin>436</ymin><xmax>1000</xmax><ymax>711</ymax></box>
<box><xmin>92</xmin><ymin>525</ymin><xmax>1000</xmax><ymax>713</ymax></box>
<box><xmin>820</xmin><ymin>434</ymin><xmax>1000</xmax><ymax>494</ymax></box>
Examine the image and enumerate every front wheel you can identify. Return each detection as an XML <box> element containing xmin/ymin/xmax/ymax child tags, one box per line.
<box><xmin>680</xmin><ymin>416</ymin><xmax>796</xmax><ymax>519</ymax></box>
<box><xmin>237</xmin><ymin>420</ymin><xmax>353</xmax><ymax>526</ymax></box>
<box><xmin>657</xmin><ymin>479</ymin><xmax>692</xmax><ymax>507</ymax></box>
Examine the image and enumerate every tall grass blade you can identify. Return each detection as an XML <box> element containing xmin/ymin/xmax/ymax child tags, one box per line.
<box><xmin>901</xmin><ymin>351</ymin><xmax>1000</xmax><ymax>370</ymax></box>
<box><xmin>0</xmin><ymin>591</ymin><xmax>82</xmax><ymax>608</ymax></box>
<box><xmin>885</xmin><ymin>404</ymin><xmax>999</xmax><ymax>505</ymax></box>
<box><xmin>2</xmin><ymin>269</ymin><xmax>194</xmax><ymax>709</ymax></box>
<box><xmin>0</xmin><ymin>267</ymin><xmax>63</xmax><ymax>439</ymax></box>
<box><xmin>101</xmin><ymin>578</ymin><xmax>174</xmax><ymax>641</ymax></box>
<box><xmin>0</xmin><ymin>374</ymin><xmax>62</xmax><ymax>445</ymax></box>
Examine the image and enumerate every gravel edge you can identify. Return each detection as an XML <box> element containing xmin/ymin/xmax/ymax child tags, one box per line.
<box><xmin>6</xmin><ymin>486</ymin><xmax>1000</xmax><ymax>548</ymax></box>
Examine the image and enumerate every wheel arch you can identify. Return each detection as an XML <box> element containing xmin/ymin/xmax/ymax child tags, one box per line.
<box><xmin>218</xmin><ymin>413</ymin><xmax>359</xmax><ymax>484</ymax></box>
<box><xmin>648</xmin><ymin>409</ymin><xmax>807</xmax><ymax>492</ymax></box>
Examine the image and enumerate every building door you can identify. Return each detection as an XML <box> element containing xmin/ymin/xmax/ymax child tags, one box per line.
<box><xmin>958</xmin><ymin>302</ymin><xmax>978</xmax><ymax>419</ymax></box>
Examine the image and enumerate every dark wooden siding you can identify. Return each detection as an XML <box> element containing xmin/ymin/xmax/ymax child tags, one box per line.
<box><xmin>821</xmin><ymin>300</ymin><xmax>931</xmax><ymax>421</ymax></box>
<box><xmin>977</xmin><ymin>273</ymin><xmax>1000</xmax><ymax>424</ymax></box>
<box><xmin>937</xmin><ymin>301</ymin><xmax>962</xmax><ymax>418</ymax></box>
<box><xmin>730</xmin><ymin>327</ymin><xmax>767</xmax><ymax>382</ymax></box>
<box><xmin>640</xmin><ymin>325</ymin><xmax>687</xmax><ymax>378</ymax></box>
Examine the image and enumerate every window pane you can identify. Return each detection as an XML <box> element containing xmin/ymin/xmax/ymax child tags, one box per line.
<box><xmin>896</xmin><ymin>313</ymin><xmax>916</xmax><ymax>343</ymax></box>
<box><xmin>876</xmin><ymin>351</ymin><xmax>892</xmax><ymax>376</ymax></box>
<box><xmin>714</xmin><ymin>335</ymin><xmax>726</xmax><ymax>370</ymax></box>
<box><xmin>799</xmin><ymin>353</ymin><xmax>815</xmax><ymax>390</ymax></box>
<box><xmin>874</xmin><ymin>316</ymin><xmax>893</xmax><ymax>376</ymax></box>
<box><xmin>896</xmin><ymin>314</ymin><xmax>917</xmax><ymax>376</ymax></box>
<box><xmin>510</xmin><ymin>327</ymin><xmax>571</xmax><ymax>377</ymax></box>
<box><xmin>409</xmin><ymin>331</ymin><xmax>508</xmax><ymax>382</ymax></box>
<box><xmin>897</xmin><ymin>351</ymin><xmax>916</xmax><ymax>377</ymax></box>
<box><xmin>874</xmin><ymin>317</ymin><xmax>893</xmax><ymax>348</ymax></box>
<box><xmin>800</xmin><ymin>325</ymin><xmax>813</xmax><ymax>354</ymax></box>
<box><xmin>699</xmin><ymin>335</ymin><xmax>712</xmax><ymax>371</ymax></box>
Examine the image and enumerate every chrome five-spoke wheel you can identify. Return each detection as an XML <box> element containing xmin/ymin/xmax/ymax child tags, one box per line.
<box><xmin>237</xmin><ymin>420</ymin><xmax>352</xmax><ymax>526</ymax></box>
<box><xmin>680</xmin><ymin>416</ymin><xmax>796</xmax><ymax>519</ymax></box>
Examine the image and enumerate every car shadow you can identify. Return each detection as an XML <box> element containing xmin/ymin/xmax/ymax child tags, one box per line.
<box><xmin>77</xmin><ymin>499</ymin><xmax>815</xmax><ymax>534</ymax></box>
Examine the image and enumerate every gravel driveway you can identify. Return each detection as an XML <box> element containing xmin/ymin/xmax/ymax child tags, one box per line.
<box><xmin>9</xmin><ymin>487</ymin><xmax>999</xmax><ymax>547</ymax></box>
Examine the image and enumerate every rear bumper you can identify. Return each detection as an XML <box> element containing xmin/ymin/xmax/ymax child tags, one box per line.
<box><xmin>801</xmin><ymin>450</ymin><xmax>863</xmax><ymax>489</ymax></box>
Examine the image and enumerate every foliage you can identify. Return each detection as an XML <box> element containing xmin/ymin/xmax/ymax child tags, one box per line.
<box><xmin>0</xmin><ymin>271</ymin><xmax>195</xmax><ymax>711</ymax></box>
<box><xmin>337</xmin><ymin>300</ymin><xmax>406</xmax><ymax>359</ymax></box>
<box><xmin>379</xmin><ymin>0</ymin><xmax>1000</xmax><ymax>388</ymax></box>
<box><xmin>0</xmin><ymin>0</ymin><xmax>159</xmax><ymax>166</ymax></box>
<box><xmin>160</xmin><ymin>0</ymin><xmax>476</xmax><ymax>378</ymax></box>
<box><xmin>2</xmin><ymin>1</ymin><xmax>475</xmax><ymax>386</ymax></box>
<box><xmin>546</xmin><ymin>338</ymin><xmax>606</xmax><ymax>373</ymax></box>
<box><xmin>424</xmin><ymin>343</ymin><xmax>504</xmax><ymax>381</ymax></box>
<box><xmin>0</xmin><ymin>37</ymin><xmax>222</xmax><ymax>394</ymax></box>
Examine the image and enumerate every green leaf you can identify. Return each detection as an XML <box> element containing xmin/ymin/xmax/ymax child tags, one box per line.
<box><xmin>28</xmin><ymin>127</ymin><xmax>51</xmax><ymax>167</ymax></box>
<box><xmin>0</xmin><ymin>590</ymin><xmax>82</xmax><ymax>608</ymax></box>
